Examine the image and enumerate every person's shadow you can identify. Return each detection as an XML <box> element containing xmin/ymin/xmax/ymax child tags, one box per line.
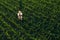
<box><xmin>19</xmin><ymin>0</ymin><xmax>23</xmax><ymax>11</ymax></box>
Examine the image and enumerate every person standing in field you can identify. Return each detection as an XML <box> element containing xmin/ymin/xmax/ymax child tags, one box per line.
<box><xmin>17</xmin><ymin>10</ymin><xmax>23</xmax><ymax>20</ymax></box>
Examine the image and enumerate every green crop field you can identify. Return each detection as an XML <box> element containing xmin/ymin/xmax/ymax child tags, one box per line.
<box><xmin>0</xmin><ymin>0</ymin><xmax>60</xmax><ymax>40</ymax></box>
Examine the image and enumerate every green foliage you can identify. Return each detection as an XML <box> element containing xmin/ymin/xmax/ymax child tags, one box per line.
<box><xmin>0</xmin><ymin>0</ymin><xmax>60</xmax><ymax>40</ymax></box>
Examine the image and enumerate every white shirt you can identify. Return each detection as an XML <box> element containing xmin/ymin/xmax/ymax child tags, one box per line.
<box><xmin>18</xmin><ymin>11</ymin><xmax>22</xmax><ymax>16</ymax></box>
